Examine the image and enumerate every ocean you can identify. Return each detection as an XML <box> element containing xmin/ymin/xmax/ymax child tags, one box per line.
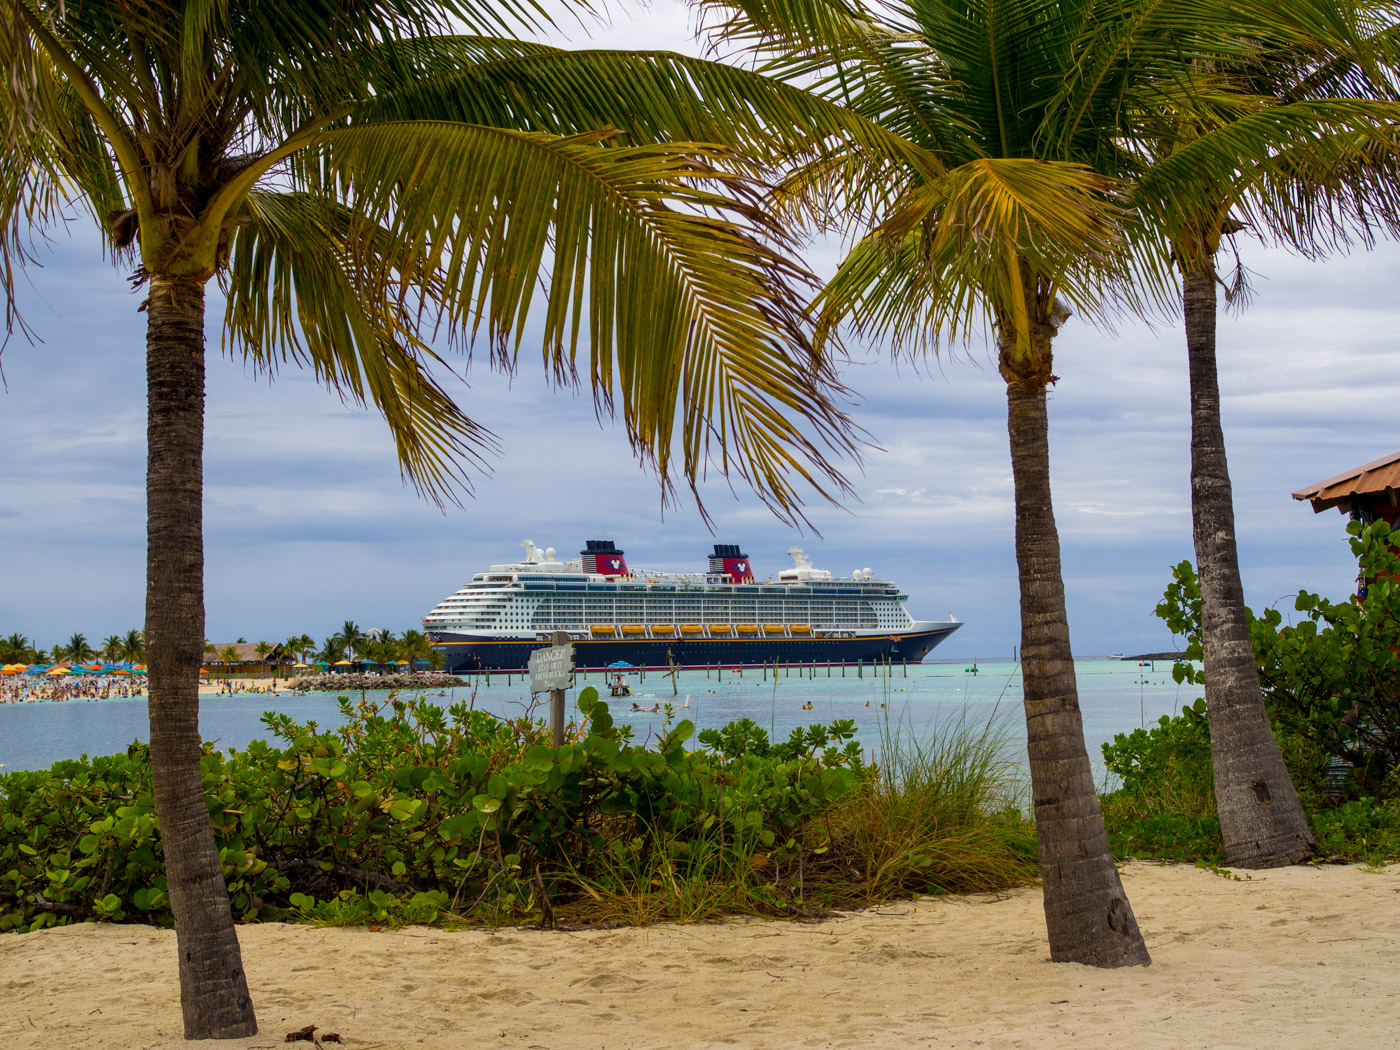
<box><xmin>0</xmin><ymin>658</ymin><xmax>1196</xmax><ymax>776</ymax></box>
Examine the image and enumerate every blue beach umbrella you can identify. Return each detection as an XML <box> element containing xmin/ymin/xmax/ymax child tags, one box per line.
<box><xmin>608</xmin><ymin>661</ymin><xmax>635</xmax><ymax>668</ymax></box>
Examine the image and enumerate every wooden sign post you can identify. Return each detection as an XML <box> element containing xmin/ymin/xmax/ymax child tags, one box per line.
<box><xmin>529</xmin><ymin>631</ymin><xmax>574</xmax><ymax>746</ymax></box>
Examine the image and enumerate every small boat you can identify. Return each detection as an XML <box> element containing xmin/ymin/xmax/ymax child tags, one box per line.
<box><xmin>651</xmin><ymin>625</ymin><xmax>675</xmax><ymax>635</ymax></box>
<box><xmin>590</xmin><ymin>624</ymin><xmax>615</xmax><ymax>635</ymax></box>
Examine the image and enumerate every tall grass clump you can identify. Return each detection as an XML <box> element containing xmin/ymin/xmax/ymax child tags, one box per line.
<box><xmin>815</xmin><ymin>713</ymin><xmax>1039</xmax><ymax>903</ymax></box>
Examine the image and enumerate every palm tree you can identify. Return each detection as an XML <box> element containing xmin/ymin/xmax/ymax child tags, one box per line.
<box><xmin>318</xmin><ymin>637</ymin><xmax>347</xmax><ymax>666</ymax></box>
<box><xmin>1</xmin><ymin>632</ymin><xmax>35</xmax><ymax>663</ymax></box>
<box><xmin>1122</xmin><ymin>0</ymin><xmax>1400</xmax><ymax>867</ymax></box>
<box><xmin>254</xmin><ymin>640</ymin><xmax>272</xmax><ymax>676</ymax></box>
<box><xmin>1</xmin><ymin>1</ymin><xmax>872</xmax><ymax>1032</ymax></box>
<box><xmin>399</xmin><ymin>628</ymin><xmax>431</xmax><ymax>670</ymax></box>
<box><xmin>336</xmin><ymin>621</ymin><xmax>367</xmax><ymax>662</ymax></box>
<box><xmin>100</xmin><ymin>634</ymin><xmax>124</xmax><ymax>664</ymax></box>
<box><xmin>65</xmin><ymin>632</ymin><xmax>95</xmax><ymax>664</ymax></box>
<box><xmin>362</xmin><ymin>629</ymin><xmax>396</xmax><ymax>666</ymax></box>
<box><xmin>218</xmin><ymin>645</ymin><xmax>240</xmax><ymax>670</ymax></box>
<box><xmin>121</xmin><ymin>628</ymin><xmax>145</xmax><ymax>663</ymax></box>
<box><xmin>285</xmin><ymin>634</ymin><xmax>315</xmax><ymax>668</ymax></box>
<box><xmin>701</xmin><ymin>0</ymin><xmax>1196</xmax><ymax>965</ymax></box>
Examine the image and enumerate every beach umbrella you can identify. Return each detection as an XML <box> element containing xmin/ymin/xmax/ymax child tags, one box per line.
<box><xmin>608</xmin><ymin>661</ymin><xmax>635</xmax><ymax>669</ymax></box>
<box><xmin>113</xmin><ymin>668</ymin><xmax>131</xmax><ymax>675</ymax></box>
<box><xmin>334</xmin><ymin>660</ymin><xmax>352</xmax><ymax>666</ymax></box>
<box><xmin>47</xmin><ymin>667</ymin><xmax>70</xmax><ymax>676</ymax></box>
<box><xmin>396</xmin><ymin>660</ymin><xmax>409</xmax><ymax>666</ymax></box>
<box><xmin>293</xmin><ymin>663</ymin><xmax>310</xmax><ymax>669</ymax></box>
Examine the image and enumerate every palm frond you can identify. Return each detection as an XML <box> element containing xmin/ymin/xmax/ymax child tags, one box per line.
<box><xmin>815</xmin><ymin>156</ymin><xmax>1136</xmax><ymax>359</ymax></box>
<box><xmin>1135</xmin><ymin>98</ymin><xmax>1400</xmax><ymax>234</ymax></box>
<box><xmin>222</xmin><ymin>189</ymin><xmax>497</xmax><ymax>505</ymax></box>
<box><xmin>353</xmin><ymin>39</ymin><xmax>929</xmax><ymax>178</ymax></box>
<box><xmin>306</xmin><ymin>121</ymin><xmax>858</xmax><ymax>522</ymax></box>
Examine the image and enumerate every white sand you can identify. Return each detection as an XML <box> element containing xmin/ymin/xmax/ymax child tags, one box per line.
<box><xmin>2</xmin><ymin>861</ymin><xmax>1397</xmax><ymax>1049</ymax></box>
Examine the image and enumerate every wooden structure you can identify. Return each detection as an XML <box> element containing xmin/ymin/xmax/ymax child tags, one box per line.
<box><xmin>1292</xmin><ymin>450</ymin><xmax>1400</xmax><ymax>526</ymax></box>
<box><xmin>205</xmin><ymin>641</ymin><xmax>290</xmax><ymax>674</ymax></box>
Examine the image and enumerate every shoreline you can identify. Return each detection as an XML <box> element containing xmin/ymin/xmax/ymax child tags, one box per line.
<box><xmin>2</xmin><ymin>860</ymin><xmax>1395</xmax><ymax>1049</ymax></box>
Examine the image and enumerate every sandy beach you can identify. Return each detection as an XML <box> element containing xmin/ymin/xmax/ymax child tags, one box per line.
<box><xmin>2</xmin><ymin>861</ymin><xmax>1397</xmax><ymax>1049</ymax></box>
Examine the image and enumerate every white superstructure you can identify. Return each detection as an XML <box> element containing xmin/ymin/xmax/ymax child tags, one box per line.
<box><xmin>423</xmin><ymin>541</ymin><xmax>935</xmax><ymax>641</ymax></box>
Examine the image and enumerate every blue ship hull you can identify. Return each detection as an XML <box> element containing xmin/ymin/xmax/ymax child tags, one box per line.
<box><xmin>434</xmin><ymin>624</ymin><xmax>961</xmax><ymax>673</ymax></box>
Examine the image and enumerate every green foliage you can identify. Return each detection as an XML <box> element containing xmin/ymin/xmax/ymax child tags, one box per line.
<box><xmin>1103</xmin><ymin>529</ymin><xmax>1400</xmax><ymax>865</ymax></box>
<box><xmin>2</xmin><ymin>694</ymin><xmax>1038</xmax><ymax>932</ymax></box>
<box><xmin>1099</xmin><ymin>697</ymin><xmax>1224</xmax><ymax>861</ymax></box>
<box><xmin>1101</xmin><ymin>699</ymin><xmax>1215</xmax><ymax>819</ymax></box>
<box><xmin>1309</xmin><ymin>799</ymin><xmax>1400</xmax><ymax>866</ymax></box>
<box><xmin>821</xmin><ymin>716</ymin><xmax>1038</xmax><ymax>900</ymax></box>
<box><xmin>1157</xmin><ymin>520</ymin><xmax>1400</xmax><ymax>802</ymax></box>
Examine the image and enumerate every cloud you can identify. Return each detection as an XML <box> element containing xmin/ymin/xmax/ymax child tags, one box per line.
<box><xmin>2</xmin><ymin>4</ymin><xmax>1395</xmax><ymax>659</ymax></box>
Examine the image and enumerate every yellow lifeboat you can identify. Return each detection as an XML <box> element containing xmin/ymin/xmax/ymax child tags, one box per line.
<box><xmin>736</xmin><ymin>624</ymin><xmax>758</xmax><ymax>635</ymax></box>
<box><xmin>709</xmin><ymin>625</ymin><xmax>732</xmax><ymax>635</ymax></box>
<box><xmin>590</xmin><ymin>625</ymin><xmax>615</xmax><ymax>635</ymax></box>
<box><xmin>652</xmin><ymin>625</ymin><xmax>675</xmax><ymax>635</ymax></box>
<box><xmin>621</xmin><ymin>624</ymin><xmax>646</xmax><ymax>635</ymax></box>
<box><xmin>763</xmin><ymin>624</ymin><xmax>786</xmax><ymax>634</ymax></box>
<box><xmin>680</xmin><ymin>624</ymin><xmax>704</xmax><ymax>634</ymax></box>
<box><xmin>790</xmin><ymin>624</ymin><xmax>811</xmax><ymax>634</ymax></box>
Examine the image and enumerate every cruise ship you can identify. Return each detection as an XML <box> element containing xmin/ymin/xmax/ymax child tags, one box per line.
<box><xmin>422</xmin><ymin>540</ymin><xmax>961</xmax><ymax>673</ymax></box>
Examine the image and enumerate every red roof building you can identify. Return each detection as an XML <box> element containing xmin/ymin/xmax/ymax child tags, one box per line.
<box><xmin>1292</xmin><ymin>450</ymin><xmax>1400</xmax><ymax>526</ymax></box>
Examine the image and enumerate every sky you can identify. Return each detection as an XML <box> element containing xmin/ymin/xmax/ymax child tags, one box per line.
<box><xmin>1</xmin><ymin>1</ymin><xmax>1396</xmax><ymax>661</ymax></box>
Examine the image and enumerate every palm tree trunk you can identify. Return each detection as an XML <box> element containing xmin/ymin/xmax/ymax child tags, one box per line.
<box><xmin>145</xmin><ymin>275</ymin><xmax>259</xmax><ymax>1038</ymax></box>
<box><xmin>1183</xmin><ymin>267</ymin><xmax>1315</xmax><ymax>868</ymax></box>
<box><xmin>1005</xmin><ymin>365</ymin><xmax>1150</xmax><ymax>967</ymax></box>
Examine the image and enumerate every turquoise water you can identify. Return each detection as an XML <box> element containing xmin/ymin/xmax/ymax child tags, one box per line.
<box><xmin>0</xmin><ymin>659</ymin><xmax>1196</xmax><ymax>774</ymax></box>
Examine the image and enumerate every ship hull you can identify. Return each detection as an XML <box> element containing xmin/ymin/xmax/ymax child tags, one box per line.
<box><xmin>433</xmin><ymin>624</ymin><xmax>961</xmax><ymax>673</ymax></box>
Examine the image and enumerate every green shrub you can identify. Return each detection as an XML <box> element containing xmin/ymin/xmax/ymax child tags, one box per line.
<box><xmin>1309</xmin><ymin>798</ymin><xmax>1400</xmax><ymax>865</ymax></box>
<box><xmin>1101</xmin><ymin>698</ymin><xmax>1215</xmax><ymax>818</ymax></box>
<box><xmin>1156</xmin><ymin>520</ymin><xmax>1400</xmax><ymax>804</ymax></box>
<box><xmin>1100</xmin><ymin>527</ymin><xmax>1400</xmax><ymax>865</ymax></box>
<box><xmin>4</xmin><ymin>689</ymin><xmax>1031</xmax><ymax>932</ymax></box>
